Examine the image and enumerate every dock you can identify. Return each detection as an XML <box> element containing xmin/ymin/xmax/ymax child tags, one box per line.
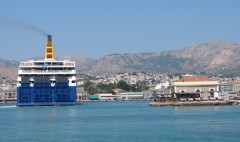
<box><xmin>149</xmin><ymin>100</ymin><xmax>239</xmax><ymax>106</ymax></box>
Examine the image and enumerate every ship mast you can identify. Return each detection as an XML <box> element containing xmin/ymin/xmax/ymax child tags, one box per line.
<box><xmin>45</xmin><ymin>35</ymin><xmax>54</xmax><ymax>61</ymax></box>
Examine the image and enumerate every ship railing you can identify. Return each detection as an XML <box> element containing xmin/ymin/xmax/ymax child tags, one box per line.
<box><xmin>20</xmin><ymin>64</ymin><xmax>75</xmax><ymax>67</ymax></box>
<box><xmin>19</xmin><ymin>70</ymin><xmax>76</xmax><ymax>74</ymax></box>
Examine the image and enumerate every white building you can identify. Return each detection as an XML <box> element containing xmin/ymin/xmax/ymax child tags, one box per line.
<box><xmin>98</xmin><ymin>94</ymin><xmax>120</xmax><ymax>101</ymax></box>
<box><xmin>120</xmin><ymin>92</ymin><xmax>144</xmax><ymax>100</ymax></box>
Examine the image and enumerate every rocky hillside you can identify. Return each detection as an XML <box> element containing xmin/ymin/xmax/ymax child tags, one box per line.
<box><xmin>86</xmin><ymin>41</ymin><xmax>240</xmax><ymax>75</ymax></box>
<box><xmin>86</xmin><ymin>53</ymin><xmax>190</xmax><ymax>75</ymax></box>
<box><xmin>60</xmin><ymin>55</ymin><xmax>95</xmax><ymax>73</ymax></box>
<box><xmin>1</xmin><ymin>40</ymin><xmax>240</xmax><ymax>77</ymax></box>
<box><xmin>0</xmin><ymin>58</ymin><xmax>19</xmax><ymax>78</ymax></box>
<box><xmin>173</xmin><ymin>41</ymin><xmax>240</xmax><ymax>73</ymax></box>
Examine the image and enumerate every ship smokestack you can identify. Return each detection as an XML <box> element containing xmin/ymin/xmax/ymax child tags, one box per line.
<box><xmin>48</xmin><ymin>35</ymin><xmax>52</xmax><ymax>42</ymax></box>
<box><xmin>46</xmin><ymin>35</ymin><xmax>53</xmax><ymax>47</ymax></box>
<box><xmin>45</xmin><ymin>35</ymin><xmax>54</xmax><ymax>60</ymax></box>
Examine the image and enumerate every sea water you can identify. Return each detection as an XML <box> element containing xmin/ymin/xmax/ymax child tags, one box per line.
<box><xmin>0</xmin><ymin>101</ymin><xmax>239</xmax><ymax>142</ymax></box>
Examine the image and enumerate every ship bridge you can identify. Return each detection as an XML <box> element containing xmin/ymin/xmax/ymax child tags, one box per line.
<box><xmin>18</xmin><ymin>60</ymin><xmax>76</xmax><ymax>75</ymax></box>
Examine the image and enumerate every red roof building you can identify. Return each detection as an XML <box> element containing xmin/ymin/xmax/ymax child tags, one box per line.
<box><xmin>176</xmin><ymin>76</ymin><xmax>213</xmax><ymax>82</ymax></box>
<box><xmin>173</xmin><ymin>75</ymin><xmax>220</xmax><ymax>98</ymax></box>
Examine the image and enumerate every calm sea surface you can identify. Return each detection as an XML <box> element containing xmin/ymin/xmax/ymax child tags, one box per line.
<box><xmin>0</xmin><ymin>101</ymin><xmax>240</xmax><ymax>142</ymax></box>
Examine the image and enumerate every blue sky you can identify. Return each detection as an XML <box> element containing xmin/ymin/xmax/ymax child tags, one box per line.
<box><xmin>0</xmin><ymin>0</ymin><xmax>240</xmax><ymax>60</ymax></box>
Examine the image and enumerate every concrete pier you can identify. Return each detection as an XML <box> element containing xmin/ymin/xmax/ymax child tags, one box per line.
<box><xmin>149</xmin><ymin>100</ymin><xmax>239</xmax><ymax>106</ymax></box>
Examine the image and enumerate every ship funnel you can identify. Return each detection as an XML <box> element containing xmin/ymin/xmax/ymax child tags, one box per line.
<box><xmin>48</xmin><ymin>35</ymin><xmax>52</xmax><ymax>42</ymax></box>
<box><xmin>45</xmin><ymin>35</ymin><xmax>54</xmax><ymax>60</ymax></box>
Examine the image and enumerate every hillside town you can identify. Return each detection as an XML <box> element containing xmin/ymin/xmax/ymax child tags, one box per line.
<box><xmin>1</xmin><ymin>72</ymin><xmax>240</xmax><ymax>103</ymax></box>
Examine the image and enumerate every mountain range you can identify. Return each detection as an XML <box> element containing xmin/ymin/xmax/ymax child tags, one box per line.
<box><xmin>86</xmin><ymin>41</ymin><xmax>240</xmax><ymax>76</ymax></box>
<box><xmin>1</xmin><ymin>40</ymin><xmax>240</xmax><ymax>78</ymax></box>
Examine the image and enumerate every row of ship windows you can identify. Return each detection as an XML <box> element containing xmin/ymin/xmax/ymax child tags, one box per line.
<box><xmin>21</xmin><ymin>63</ymin><xmax>74</xmax><ymax>66</ymax></box>
<box><xmin>19</xmin><ymin>80</ymin><xmax>76</xmax><ymax>83</ymax></box>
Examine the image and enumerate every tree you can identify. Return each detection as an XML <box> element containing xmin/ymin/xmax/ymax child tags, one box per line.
<box><xmin>141</xmin><ymin>71</ymin><xmax>146</xmax><ymax>75</ymax></box>
<box><xmin>200</xmin><ymin>71</ymin><xmax>207</xmax><ymax>75</ymax></box>
<box><xmin>117</xmin><ymin>80</ymin><xmax>130</xmax><ymax>91</ymax></box>
<box><xmin>83</xmin><ymin>81</ymin><xmax>99</xmax><ymax>95</ymax></box>
<box><xmin>167</xmin><ymin>73</ymin><xmax>173</xmax><ymax>79</ymax></box>
<box><xmin>130</xmin><ymin>85</ymin><xmax>137</xmax><ymax>92</ymax></box>
<box><xmin>108</xmin><ymin>83</ymin><xmax>117</xmax><ymax>93</ymax></box>
<box><xmin>132</xmin><ymin>72</ymin><xmax>137</xmax><ymax>76</ymax></box>
<box><xmin>97</xmin><ymin>83</ymin><xmax>117</xmax><ymax>93</ymax></box>
<box><xmin>137</xmin><ymin>84</ymin><xmax>149</xmax><ymax>92</ymax></box>
<box><xmin>87</xmin><ymin>86</ymin><xmax>99</xmax><ymax>95</ymax></box>
<box><xmin>134</xmin><ymin>81</ymin><xmax>150</xmax><ymax>92</ymax></box>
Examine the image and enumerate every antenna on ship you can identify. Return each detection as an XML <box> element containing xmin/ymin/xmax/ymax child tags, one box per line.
<box><xmin>45</xmin><ymin>35</ymin><xmax>54</xmax><ymax>61</ymax></box>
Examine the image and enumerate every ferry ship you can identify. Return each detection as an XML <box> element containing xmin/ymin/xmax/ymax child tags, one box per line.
<box><xmin>17</xmin><ymin>35</ymin><xmax>76</xmax><ymax>106</ymax></box>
